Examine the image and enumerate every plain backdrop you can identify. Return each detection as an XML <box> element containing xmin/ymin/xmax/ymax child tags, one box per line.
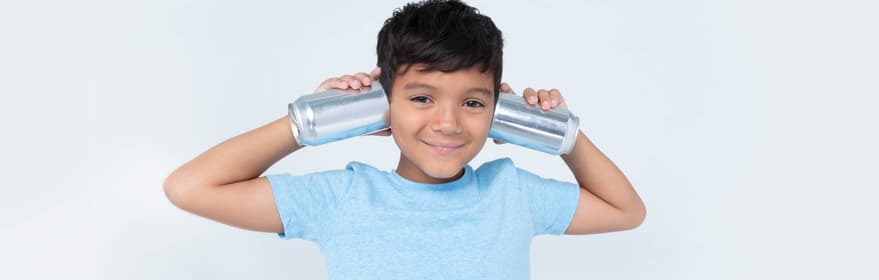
<box><xmin>1</xmin><ymin>0</ymin><xmax>877</xmax><ymax>279</ymax></box>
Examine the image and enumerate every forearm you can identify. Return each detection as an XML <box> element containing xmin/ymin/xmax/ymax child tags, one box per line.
<box><xmin>167</xmin><ymin>115</ymin><xmax>302</xmax><ymax>187</ymax></box>
<box><xmin>561</xmin><ymin>130</ymin><xmax>645</xmax><ymax>217</ymax></box>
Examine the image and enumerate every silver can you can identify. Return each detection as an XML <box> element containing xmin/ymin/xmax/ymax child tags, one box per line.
<box><xmin>489</xmin><ymin>93</ymin><xmax>580</xmax><ymax>155</ymax></box>
<box><xmin>288</xmin><ymin>82</ymin><xmax>390</xmax><ymax>146</ymax></box>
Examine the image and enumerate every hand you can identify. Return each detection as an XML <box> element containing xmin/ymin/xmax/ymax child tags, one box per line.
<box><xmin>314</xmin><ymin>67</ymin><xmax>381</xmax><ymax>93</ymax></box>
<box><xmin>313</xmin><ymin>67</ymin><xmax>391</xmax><ymax>137</ymax></box>
<box><xmin>492</xmin><ymin>83</ymin><xmax>567</xmax><ymax>145</ymax></box>
<box><xmin>522</xmin><ymin>86</ymin><xmax>567</xmax><ymax>111</ymax></box>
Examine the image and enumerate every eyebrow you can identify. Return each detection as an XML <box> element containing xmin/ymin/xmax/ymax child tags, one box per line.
<box><xmin>403</xmin><ymin>82</ymin><xmax>492</xmax><ymax>97</ymax></box>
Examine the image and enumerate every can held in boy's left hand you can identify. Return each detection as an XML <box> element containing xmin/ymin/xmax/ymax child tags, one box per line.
<box><xmin>288</xmin><ymin>83</ymin><xmax>390</xmax><ymax>146</ymax></box>
<box><xmin>489</xmin><ymin>93</ymin><xmax>580</xmax><ymax>155</ymax></box>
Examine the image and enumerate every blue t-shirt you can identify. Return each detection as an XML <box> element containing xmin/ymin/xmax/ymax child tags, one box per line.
<box><xmin>266</xmin><ymin>157</ymin><xmax>580</xmax><ymax>279</ymax></box>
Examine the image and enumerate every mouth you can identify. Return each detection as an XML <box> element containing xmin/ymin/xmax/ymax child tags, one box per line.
<box><xmin>422</xmin><ymin>140</ymin><xmax>465</xmax><ymax>155</ymax></box>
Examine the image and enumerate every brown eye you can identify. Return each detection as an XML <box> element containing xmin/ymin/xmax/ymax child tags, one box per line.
<box><xmin>465</xmin><ymin>100</ymin><xmax>485</xmax><ymax>108</ymax></box>
<box><xmin>410</xmin><ymin>96</ymin><xmax>431</xmax><ymax>103</ymax></box>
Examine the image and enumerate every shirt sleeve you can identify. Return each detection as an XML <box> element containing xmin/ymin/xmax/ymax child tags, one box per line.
<box><xmin>265</xmin><ymin>168</ymin><xmax>354</xmax><ymax>241</ymax></box>
<box><xmin>517</xmin><ymin>167</ymin><xmax>581</xmax><ymax>236</ymax></box>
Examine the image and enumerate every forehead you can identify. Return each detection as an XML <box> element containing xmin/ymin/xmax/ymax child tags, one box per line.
<box><xmin>394</xmin><ymin>64</ymin><xmax>494</xmax><ymax>92</ymax></box>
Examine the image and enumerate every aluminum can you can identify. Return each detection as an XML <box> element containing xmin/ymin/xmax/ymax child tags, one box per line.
<box><xmin>288</xmin><ymin>82</ymin><xmax>390</xmax><ymax>146</ymax></box>
<box><xmin>489</xmin><ymin>93</ymin><xmax>580</xmax><ymax>155</ymax></box>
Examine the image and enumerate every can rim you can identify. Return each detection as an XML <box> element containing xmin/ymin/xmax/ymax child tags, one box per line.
<box><xmin>559</xmin><ymin>113</ymin><xmax>580</xmax><ymax>155</ymax></box>
<box><xmin>287</xmin><ymin>102</ymin><xmax>304</xmax><ymax>146</ymax></box>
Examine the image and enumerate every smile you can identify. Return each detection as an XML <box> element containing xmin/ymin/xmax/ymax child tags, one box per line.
<box><xmin>422</xmin><ymin>141</ymin><xmax>464</xmax><ymax>154</ymax></box>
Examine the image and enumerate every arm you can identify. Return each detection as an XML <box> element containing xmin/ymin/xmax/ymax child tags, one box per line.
<box><xmin>163</xmin><ymin>115</ymin><xmax>301</xmax><ymax>233</ymax></box>
<box><xmin>560</xmin><ymin>131</ymin><xmax>646</xmax><ymax>234</ymax></box>
<box><xmin>163</xmin><ymin>68</ymin><xmax>382</xmax><ymax>233</ymax></box>
<box><xmin>519</xmin><ymin>86</ymin><xmax>646</xmax><ymax>235</ymax></box>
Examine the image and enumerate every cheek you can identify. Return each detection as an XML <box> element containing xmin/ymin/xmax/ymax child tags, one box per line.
<box><xmin>469</xmin><ymin>114</ymin><xmax>494</xmax><ymax>135</ymax></box>
<box><xmin>458</xmin><ymin>116</ymin><xmax>492</xmax><ymax>151</ymax></box>
<box><xmin>389</xmin><ymin>107</ymin><xmax>417</xmax><ymax>131</ymax></box>
<box><xmin>389</xmin><ymin>107</ymin><xmax>421</xmax><ymax>145</ymax></box>
<box><xmin>388</xmin><ymin>103</ymin><xmax>403</xmax><ymax>128</ymax></box>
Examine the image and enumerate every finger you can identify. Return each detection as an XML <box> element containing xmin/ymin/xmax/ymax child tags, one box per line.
<box><xmin>500</xmin><ymin>82</ymin><xmax>514</xmax><ymax>94</ymax></box>
<box><xmin>369</xmin><ymin>67</ymin><xmax>381</xmax><ymax>80</ymax></box>
<box><xmin>537</xmin><ymin>89</ymin><xmax>551</xmax><ymax>110</ymax></box>
<box><xmin>315</xmin><ymin>77</ymin><xmax>344</xmax><ymax>92</ymax></box>
<box><xmin>354</xmin><ymin>72</ymin><xmax>372</xmax><ymax>86</ymax></box>
<box><xmin>523</xmin><ymin>88</ymin><xmax>538</xmax><ymax>105</ymax></box>
<box><xmin>331</xmin><ymin>76</ymin><xmax>351</xmax><ymax>90</ymax></box>
<box><xmin>548</xmin><ymin>89</ymin><xmax>562</xmax><ymax>108</ymax></box>
<box><xmin>340</xmin><ymin>75</ymin><xmax>362</xmax><ymax>89</ymax></box>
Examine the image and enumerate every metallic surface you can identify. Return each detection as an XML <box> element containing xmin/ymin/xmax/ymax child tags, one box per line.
<box><xmin>489</xmin><ymin>93</ymin><xmax>580</xmax><ymax>155</ymax></box>
<box><xmin>288</xmin><ymin>83</ymin><xmax>390</xmax><ymax>146</ymax></box>
<box><xmin>287</xmin><ymin>83</ymin><xmax>579</xmax><ymax>154</ymax></box>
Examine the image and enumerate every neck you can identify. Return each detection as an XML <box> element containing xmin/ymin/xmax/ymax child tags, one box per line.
<box><xmin>395</xmin><ymin>153</ymin><xmax>465</xmax><ymax>184</ymax></box>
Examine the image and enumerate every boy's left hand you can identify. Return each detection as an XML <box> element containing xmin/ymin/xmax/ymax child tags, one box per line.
<box><xmin>493</xmin><ymin>82</ymin><xmax>567</xmax><ymax>145</ymax></box>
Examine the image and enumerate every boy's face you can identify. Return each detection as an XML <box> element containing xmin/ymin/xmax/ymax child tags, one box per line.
<box><xmin>389</xmin><ymin>64</ymin><xmax>495</xmax><ymax>184</ymax></box>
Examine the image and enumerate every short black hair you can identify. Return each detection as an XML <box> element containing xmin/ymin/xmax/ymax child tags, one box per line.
<box><xmin>376</xmin><ymin>0</ymin><xmax>504</xmax><ymax>103</ymax></box>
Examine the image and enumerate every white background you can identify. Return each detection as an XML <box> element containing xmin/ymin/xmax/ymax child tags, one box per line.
<box><xmin>1</xmin><ymin>0</ymin><xmax>877</xmax><ymax>279</ymax></box>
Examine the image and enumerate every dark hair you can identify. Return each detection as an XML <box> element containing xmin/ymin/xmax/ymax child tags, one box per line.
<box><xmin>376</xmin><ymin>0</ymin><xmax>504</xmax><ymax>103</ymax></box>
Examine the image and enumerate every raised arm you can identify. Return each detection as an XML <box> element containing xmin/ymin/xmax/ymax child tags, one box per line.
<box><xmin>519</xmin><ymin>87</ymin><xmax>646</xmax><ymax>235</ymax></box>
<box><xmin>560</xmin><ymin>131</ymin><xmax>646</xmax><ymax>234</ymax></box>
<box><xmin>163</xmin><ymin>115</ymin><xmax>301</xmax><ymax>233</ymax></box>
<box><xmin>163</xmin><ymin>68</ymin><xmax>382</xmax><ymax>233</ymax></box>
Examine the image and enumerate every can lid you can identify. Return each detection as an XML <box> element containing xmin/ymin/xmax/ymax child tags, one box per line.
<box><xmin>287</xmin><ymin>102</ymin><xmax>304</xmax><ymax>146</ymax></box>
<box><xmin>559</xmin><ymin>113</ymin><xmax>580</xmax><ymax>155</ymax></box>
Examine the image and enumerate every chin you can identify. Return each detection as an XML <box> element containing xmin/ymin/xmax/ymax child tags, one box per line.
<box><xmin>421</xmin><ymin>161</ymin><xmax>465</xmax><ymax>179</ymax></box>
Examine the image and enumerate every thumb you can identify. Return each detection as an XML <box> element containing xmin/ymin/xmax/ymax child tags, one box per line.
<box><xmin>369</xmin><ymin>67</ymin><xmax>381</xmax><ymax>81</ymax></box>
<box><xmin>500</xmin><ymin>82</ymin><xmax>514</xmax><ymax>94</ymax></box>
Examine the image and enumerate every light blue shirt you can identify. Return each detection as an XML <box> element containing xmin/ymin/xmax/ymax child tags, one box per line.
<box><xmin>266</xmin><ymin>157</ymin><xmax>580</xmax><ymax>279</ymax></box>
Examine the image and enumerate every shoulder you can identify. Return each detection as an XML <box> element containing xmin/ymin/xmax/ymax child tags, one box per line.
<box><xmin>474</xmin><ymin>157</ymin><xmax>516</xmax><ymax>175</ymax></box>
<box><xmin>344</xmin><ymin>161</ymin><xmax>397</xmax><ymax>181</ymax></box>
<box><xmin>344</xmin><ymin>161</ymin><xmax>381</xmax><ymax>174</ymax></box>
<box><xmin>473</xmin><ymin>158</ymin><xmax>565</xmax><ymax>187</ymax></box>
<box><xmin>268</xmin><ymin>161</ymin><xmax>380</xmax><ymax>185</ymax></box>
<box><xmin>473</xmin><ymin>157</ymin><xmax>520</xmax><ymax>185</ymax></box>
<box><xmin>341</xmin><ymin>161</ymin><xmax>390</xmax><ymax>186</ymax></box>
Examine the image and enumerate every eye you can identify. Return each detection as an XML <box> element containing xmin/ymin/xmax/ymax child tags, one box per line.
<box><xmin>465</xmin><ymin>100</ymin><xmax>485</xmax><ymax>108</ymax></box>
<box><xmin>410</xmin><ymin>96</ymin><xmax>432</xmax><ymax>103</ymax></box>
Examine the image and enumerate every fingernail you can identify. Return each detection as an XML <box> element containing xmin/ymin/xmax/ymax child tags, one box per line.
<box><xmin>527</xmin><ymin>96</ymin><xmax>537</xmax><ymax>104</ymax></box>
<box><xmin>552</xmin><ymin>100</ymin><xmax>558</xmax><ymax>107</ymax></box>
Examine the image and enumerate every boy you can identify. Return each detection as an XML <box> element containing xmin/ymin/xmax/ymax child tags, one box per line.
<box><xmin>164</xmin><ymin>0</ymin><xmax>645</xmax><ymax>279</ymax></box>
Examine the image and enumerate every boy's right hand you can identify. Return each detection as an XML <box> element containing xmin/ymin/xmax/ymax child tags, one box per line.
<box><xmin>314</xmin><ymin>67</ymin><xmax>391</xmax><ymax>137</ymax></box>
<box><xmin>314</xmin><ymin>67</ymin><xmax>381</xmax><ymax>92</ymax></box>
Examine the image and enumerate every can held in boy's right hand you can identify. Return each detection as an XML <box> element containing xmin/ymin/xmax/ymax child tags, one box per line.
<box><xmin>288</xmin><ymin>82</ymin><xmax>390</xmax><ymax>146</ymax></box>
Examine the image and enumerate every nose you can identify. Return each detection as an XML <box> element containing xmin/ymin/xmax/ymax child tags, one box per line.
<box><xmin>430</xmin><ymin>104</ymin><xmax>462</xmax><ymax>135</ymax></box>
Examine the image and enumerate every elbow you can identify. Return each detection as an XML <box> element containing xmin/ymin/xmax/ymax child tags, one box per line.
<box><xmin>626</xmin><ymin>205</ymin><xmax>647</xmax><ymax>230</ymax></box>
<box><xmin>163</xmin><ymin>174</ymin><xmax>195</xmax><ymax>209</ymax></box>
<box><xmin>163</xmin><ymin>177</ymin><xmax>184</xmax><ymax>208</ymax></box>
<box><xmin>163</xmin><ymin>171</ymin><xmax>219</xmax><ymax>212</ymax></box>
